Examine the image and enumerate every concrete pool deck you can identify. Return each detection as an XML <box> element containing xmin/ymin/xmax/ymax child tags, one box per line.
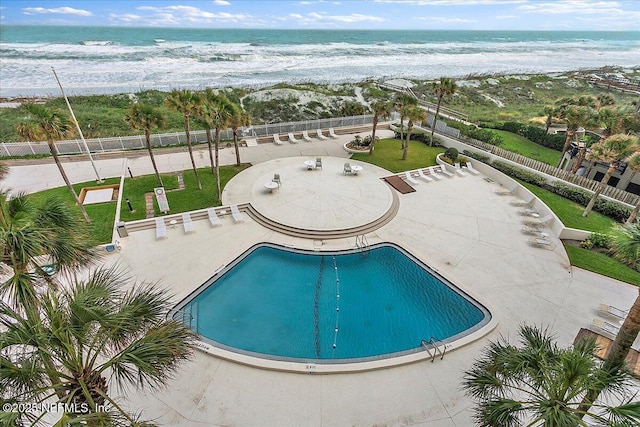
<box><xmin>5</xmin><ymin>130</ymin><xmax>639</xmax><ymax>426</ymax></box>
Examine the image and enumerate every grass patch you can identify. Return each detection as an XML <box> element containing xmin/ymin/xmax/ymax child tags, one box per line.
<box><xmin>519</xmin><ymin>181</ymin><xmax>618</xmax><ymax>233</ymax></box>
<box><xmin>488</xmin><ymin>129</ymin><xmax>561</xmax><ymax>166</ymax></box>
<box><xmin>119</xmin><ymin>164</ymin><xmax>250</xmax><ymax>222</ymax></box>
<box><xmin>564</xmin><ymin>244</ymin><xmax>640</xmax><ymax>286</ymax></box>
<box><xmin>351</xmin><ymin>138</ymin><xmax>445</xmax><ymax>173</ymax></box>
<box><xmin>26</xmin><ymin>178</ymin><xmax>121</xmax><ymax>245</ymax></box>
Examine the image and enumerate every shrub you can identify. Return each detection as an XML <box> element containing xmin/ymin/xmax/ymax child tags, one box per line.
<box><xmin>444</xmin><ymin>147</ymin><xmax>459</xmax><ymax>162</ymax></box>
<box><xmin>362</xmin><ymin>135</ymin><xmax>378</xmax><ymax>146</ymax></box>
<box><xmin>580</xmin><ymin>239</ymin><xmax>594</xmax><ymax>249</ymax></box>
<box><xmin>463</xmin><ymin>150</ymin><xmax>490</xmax><ymax>163</ymax></box>
<box><xmin>488</xmin><ymin>121</ymin><xmax>564</xmax><ymax>151</ymax></box>
<box><xmin>550</xmin><ymin>182</ymin><xmax>632</xmax><ymax>222</ymax></box>
<box><xmin>447</xmin><ymin>121</ymin><xmax>503</xmax><ymax>145</ymax></box>
<box><xmin>590</xmin><ymin>232</ymin><xmax>613</xmax><ymax>249</ymax></box>
<box><xmin>491</xmin><ymin>161</ymin><xmax>547</xmax><ymax>186</ymax></box>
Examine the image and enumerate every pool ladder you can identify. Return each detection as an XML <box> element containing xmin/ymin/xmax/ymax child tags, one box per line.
<box><xmin>176</xmin><ymin>303</ymin><xmax>199</xmax><ymax>334</ymax></box>
<box><xmin>355</xmin><ymin>234</ymin><xmax>370</xmax><ymax>253</ymax></box>
<box><xmin>421</xmin><ymin>337</ymin><xmax>447</xmax><ymax>362</ymax></box>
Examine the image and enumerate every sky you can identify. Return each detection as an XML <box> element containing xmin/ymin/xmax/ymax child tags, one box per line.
<box><xmin>1</xmin><ymin>0</ymin><xmax>640</xmax><ymax>31</ymax></box>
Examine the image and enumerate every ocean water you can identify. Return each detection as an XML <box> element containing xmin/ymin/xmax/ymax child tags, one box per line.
<box><xmin>1</xmin><ymin>25</ymin><xmax>638</xmax><ymax>98</ymax></box>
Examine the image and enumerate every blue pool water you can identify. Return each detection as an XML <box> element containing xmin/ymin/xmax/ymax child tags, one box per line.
<box><xmin>173</xmin><ymin>244</ymin><xmax>489</xmax><ymax>362</ymax></box>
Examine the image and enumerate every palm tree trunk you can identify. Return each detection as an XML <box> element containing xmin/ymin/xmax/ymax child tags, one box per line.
<box><xmin>48</xmin><ymin>141</ymin><xmax>91</xmax><ymax>224</ymax></box>
<box><xmin>557</xmin><ymin>130</ymin><xmax>575</xmax><ymax>168</ymax></box>
<box><xmin>184</xmin><ymin>116</ymin><xmax>202</xmax><ymax>190</ymax></box>
<box><xmin>145</xmin><ymin>130</ymin><xmax>163</xmax><ymax>188</ymax></box>
<box><xmin>205</xmin><ymin>128</ymin><xmax>215</xmax><ymax>174</ymax></box>
<box><xmin>214</xmin><ymin>128</ymin><xmax>221</xmax><ymax>200</ymax></box>
<box><xmin>402</xmin><ymin>124</ymin><xmax>412</xmax><ymax>160</ymax></box>
<box><xmin>570</xmin><ymin>148</ymin><xmax>587</xmax><ymax>173</ymax></box>
<box><xmin>625</xmin><ymin>202</ymin><xmax>639</xmax><ymax>224</ymax></box>
<box><xmin>430</xmin><ymin>97</ymin><xmax>442</xmax><ymax>147</ymax></box>
<box><xmin>583</xmin><ymin>166</ymin><xmax>614</xmax><ymax>217</ymax></box>
<box><xmin>233</xmin><ymin>129</ymin><xmax>241</xmax><ymax>166</ymax></box>
<box><xmin>369</xmin><ymin>116</ymin><xmax>378</xmax><ymax>155</ymax></box>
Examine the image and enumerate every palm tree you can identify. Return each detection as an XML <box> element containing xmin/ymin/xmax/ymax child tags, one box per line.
<box><xmin>229</xmin><ymin>105</ymin><xmax>251</xmax><ymax>166</ymax></box>
<box><xmin>124</xmin><ymin>103</ymin><xmax>166</xmax><ymax>188</ymax></box>
<box><xmin>395</xmin><ymin>92</ymin><xmax>417</xmax><ymax>141</ymax></box>
<box><xmin>369</xmin><ymin>101</ymin><xmax>392</xmax><ymax>155</ymax></box>
<box><xmin>582</xmin><ymin>134</ymin><xmax>640</xmax><ymax>217</ymax></box>
<box><xmin>165</xmin><ymin>89</ymin><xmax>203</xmax><ymax>190</ymax></box>
<box><xmin>556</xmin><ymin>105</ymin><xmax>592</xmax><ymax>169</ymax></box>
<box><xmin>430</xmin><ymin>77</ymin><xmax>457</xmax><ymax>147</ymax></box>
<box><xmin>624</xmin><ymin>151</ymin><xmax>640</xmax><ymax>224</ymax></box>
<box><xmin>15</xmin><ymin>104</ymin><xmax>91</xmax><ymax>224</ymax></box>
<box><xmin>462</xmin><ymin>325</ymin><xmax>639</xmax><ymax>427</ymax></box>
<box><xmin>0</xmin><ymin>190</ymin><xmax>98</xmax><ymax>314</ymax></box>
<box><xmin>0</xmin><ymin>266</ymin><xmax>196</xmax><ymax>426</ymax></box>
<box><xmin>0</xmin><ymin>162</ymin><xmax>8</xmax><ymax>180</ymax></box>
<box><xmin>400</xmin><ymin>105</ymin><xmax>424</xmax><ymax>161</ymax></box>
<box><xmin>194</xmin><ymin>89</ymin><xmax>217</xmax><ymax>175</ymax></box>
<box><xmin>542</xmin><ymin>104</ymin><xmax>555</xmax><ymax>133</ymax></box>
<box><xmin>578</xmin><ymin>224</ymin><xmax>640</xmax><ymax>418</ymax></box>
<box><xmin>198</xmin><ymin>90</ymin><xmax>235</xmax><ymax>199</ymax></box>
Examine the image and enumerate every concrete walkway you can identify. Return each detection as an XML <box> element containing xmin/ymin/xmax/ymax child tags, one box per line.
<box><xmin>3</xmin><ymin>130</ymin><xmax>639</xmax><ymax>426</ymax></box>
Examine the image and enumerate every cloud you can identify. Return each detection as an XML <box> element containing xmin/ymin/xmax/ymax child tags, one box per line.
<box><xmin>213</xmin><ymin>0</ymin><xmax>231</xmax><ymax>5</ymax></box>
<box><xmin>496</xmin><ymin>15</ymin><xmax>516</xmax><ymax>19</ymax></box>
<box><xmin>416</xmin><ymin>16</ymin><xmax>478</xmax><ymax>22</ymax></box>
<box><xmin>285</xmin><ymin>11</ymin><xmax>385</xmax><ymax>24</ymax></box>
<box><xmin>22</xmin><ymin>6</ymin><xmax>92</xmax><ymax>16</ymax></box>
<box><xmin>374</xmin><ymin>0</ymin><xmax>526</xmax><ymax>5</ymax></box>
<box><xmin>518</xmin><ymin>1</ymin><xmax>627</xmax><ymax>15</ymax></box>
<box><xmin>109</xmin><ymin>4</ymin><xmax>253</xmax><ymax>26</ymax></box>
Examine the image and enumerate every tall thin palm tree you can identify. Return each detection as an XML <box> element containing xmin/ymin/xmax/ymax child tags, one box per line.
<box><xmin>395</xmin><ymin>92</ymin><xmax>417</xmax><ymax>141</ymax></box>
<box><xmin>542</xmin><ymin>104</ymin><xmax>555</xmax><ymax>133</ymax></box>
<box><xmin>0</xmin><ymin>266</ymin><xmax>196</xmax><ymax>426</ymax></box>
<box><xmin>198</xmin><ymin>90</ymin><xmax>235</xmax><ymax>199</ymax></box>
<box><xmin>124</xmin><ymin>103</ymin><xmax>166</xmax><ymax>188</ymax></box>
<box><xmin>369</xmin><ymin>101</ymin><xmax>392</xmax><ymax>155</ymax></box>
<box><xmin>582</xmin><ymin>134</ymin><xmax>640</xmax><ymax>217</ymax></box>
<box><xmin>556</xmin><ymin>105</ymin><xmax>592</xmax><ymax>169</ymax></box>
<box><xmin>229</xmin><ymin>105</ymin><xmax>251</xmax><ymax>166</ymax></box>
<box><xmin>16</xmin><ymin>104</ymin><xmax>91</xmax><ymax>224</ymax></box>
<box><xmin>401</xmin><ymin>105</ymin><xmax>424</xmax><ymax>161</ymax></box>
<box><xmin>578</xmin><ymin>223</ymin><xmax>640</xmax><ymax>418</ymax></box>
<box><xmin>194</xmin><ymin>89</ymin><xmax>217</xmax><ymax>175</ymax></box>
<box><xmin>165</xmin><ymin>89</ymin><xmax>203</xmax><ymax>190</ymax></box>
<box><xmin>430</xmin><ymin>77</ymin><xmax>457</xmax><ymax>147</ymax></box>
<box><xmin>463</xmin><ymin>325</ymin><xmax>639</xmax><ymax>427</ymax></box>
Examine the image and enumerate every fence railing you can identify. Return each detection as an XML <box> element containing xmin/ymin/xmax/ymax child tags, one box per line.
<box><xmin>0</xmin><ymin>114</ymin><xmax>375</xmax><ymax>158</ymax></box>
<box><xmin>461</xmin><ymin>137</ymin><xmax>640</xmax><ymax>206</ymax></box>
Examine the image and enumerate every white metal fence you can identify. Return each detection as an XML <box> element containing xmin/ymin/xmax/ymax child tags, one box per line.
<box><xmin>1</xmin><ymin>115</ymin><xmax>374</xmax><ymax>157</ymax></box>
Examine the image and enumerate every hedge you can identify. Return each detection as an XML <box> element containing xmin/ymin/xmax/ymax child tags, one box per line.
<box><xmin>489</xmin><ymin>121</ymin><xmax>566</xmax><ymax>151</ymax></box>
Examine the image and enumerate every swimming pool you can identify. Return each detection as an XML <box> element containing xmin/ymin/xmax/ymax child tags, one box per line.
<box><xmin>172</xmin><ymin>243</ymin><xmax>490</xmax><ymax>363</ymax></box>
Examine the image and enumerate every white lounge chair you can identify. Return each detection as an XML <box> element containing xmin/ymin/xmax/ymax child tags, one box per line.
<box><xmin>599</xmin><ymin>304</ymin><xmax>628</xmax><ymax>320</ymax></box>
<box><xmin>155</xmin><ymin>218</ymin><xmax>167</xmax><ymax>240</ymax></box>
<box><xmin>316</xmin><ymin>129</ymin><xmax>327</xmax><ymax>140</ymax></box>
<box><xmin>404</xmin><ymin>171</ymin><xmax>419</xmax><ymax>185</ymax></box>
<box><xmin>495</xmin><ymin>183</ymin><xmax>517</xmax><ymax>195</ymax></box>
<box><xmin>523</xmin><ymin>213</ymin><xmax>553</xmax><ymax>229</ymax></box>
<box><xmin>591</xmin><ymin>318</ymin><xmax>620</xmax><ymax>338</ymax></box>
<box><xmin>273</xmin><ymin>133</ymin><xmax>284</xmax><ymax>145</ymax></box>
<box><xmin>207</xmin><ymin>208</ymin><xmax>222</xmax><ymax>227</ymax></box>
<box><xmin>428</xmin><ymin>167</ymin><xmax>444</xmax><ymax>180</ymax></box>
<box><xmin>438</xmin><ymin>165</ymin><xmax>455</xmax><ymax>178</ymax></box>
<box><xmin>315</xmin><ymin>158</ymin><xmax>322</xmax><ymax>170</ymax></box>
<box><xmin>182</xmin><ymin>213</ymin><xmax>195</xmax><ymax>233</ymax></box>
<box><xmin>302</xmin><ymin>130</ymin><xmax>313</xmax><ymax>142</ymax></box>
<box><xmin>510</xmin><ymin>194</ymin><xmax>535</xmax><ymax>207</ymax></box>
<box><xmin>343</xmin><ymin>162</ymin><xmax>353</xmax><ymax>175</ymax></box>
<box><xmin>230</xmin><ymin>205</ymin><xmax>244</xmax><ymax>223</ymax></box>
<box><xmin>328</xmin><ymin>128</ymin><xmax>339</xmax><ymax>139</ymax></box>
<box><xmin>454</xmin><ymin>163</ymin><xmax>468</xmax><ymax>177</ymax></box>
<box><xmin>417</xmin><ymin>169</ymin><xmax>434</xmax><ymax>183</ymax></box>
<box><xmin>528</xmin><ymin>236</ymin><xmax>554</xmax><ymax>250</ymax></box>
<box><xmin>463</xmin><ymin>161</ymin><xmax>481</xmax><ymax>175</ymax></box>
<box><xmin>288</xmin><ymin>132</ymin><xmax>299</xmax><ymax>144</ymax></box>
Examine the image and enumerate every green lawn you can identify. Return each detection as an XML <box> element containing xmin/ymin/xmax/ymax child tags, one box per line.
<box><xmin>119</xmin><ymin>164</ymin><xmax>250</xmax><ymax>222</ymax></box>
<box><xmin>489</xmin><ymin>129</ymin><xmax>561</xmax><ymax>166</ymax></box>
<box><xmin>27</xmin><ymin>178</ymin><xmax>121</xmax><ymax>245</ymax></box>
<box><xmin>519</xmin><ymin>181</ymin><xmax>619</xmax><ymax>233</ymax></box>
<box><xmin>351</xmin><ymin>138</ymin><xmax>445</xmax><ymax>173</ymax></box>
<box><xmin>564</xmin><ymin>244</ymin><xmax>640</xmax><ymax>286</ymax></box>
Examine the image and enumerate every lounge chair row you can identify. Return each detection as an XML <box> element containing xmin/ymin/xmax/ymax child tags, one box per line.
<box><xmin>273</xmin><ymin>129</ymin><xmax>338</xmax><ymax>145</ymax></box>
<box><xmin>401</xmin><ymin>166</ymin><xmax>452</xmax><ymax>185</ymax></box>
<box><xmin>155</xmin><ymin>205</ymin><xmax>245</xmax><ymax>239</ymax></box>
<box><xmin>590</xmin><ymin>304</ymin><xmax>629</xmax><ymax>339</ymax></box>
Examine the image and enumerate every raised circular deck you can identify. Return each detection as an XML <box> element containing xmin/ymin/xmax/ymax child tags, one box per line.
<box><xmin>222</xmin><ymin>157</ymin><xmax>395</xmax><ymax>233</ymax></box>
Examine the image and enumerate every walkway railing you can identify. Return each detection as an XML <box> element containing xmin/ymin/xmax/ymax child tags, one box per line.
<box><xmin>0</xmin><ymin>114</ymin><xmax>375</xmax><ymax>157</ymax></box>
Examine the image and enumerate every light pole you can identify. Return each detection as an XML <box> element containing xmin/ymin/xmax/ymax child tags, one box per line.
<box><xmin>51</xmin><ymin>67</ymin><xmax>103</xmax><ymax>183</ymax></box>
